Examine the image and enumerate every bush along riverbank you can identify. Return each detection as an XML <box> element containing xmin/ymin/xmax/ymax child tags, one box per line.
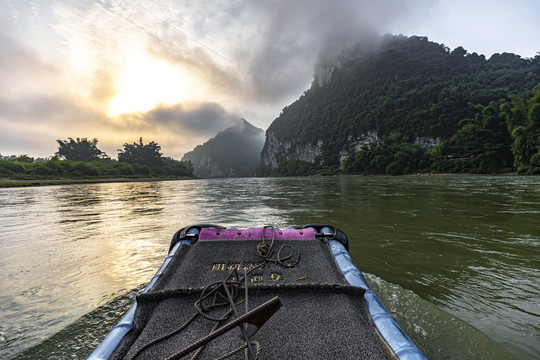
<box><xmin>0</xmin><ymin>159</ymin><xmax>194</xmax><ymax>187</ymax></box>
<box><xmin>0</xmin><ymin>138</ymin><xmax>195</xmax><ymax>186</ymax></box>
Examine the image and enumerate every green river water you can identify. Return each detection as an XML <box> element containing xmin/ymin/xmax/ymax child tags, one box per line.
<box><xmin>0</xmin><ymin>176</ymin><xmax>538</xmax><ymax>359</ymax></box>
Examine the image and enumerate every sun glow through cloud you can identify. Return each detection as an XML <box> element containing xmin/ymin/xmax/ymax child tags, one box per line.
<box><xmin>109</xmin><ymin>50</ymin><xmax>194</xmax><ymax>116</ymax></box>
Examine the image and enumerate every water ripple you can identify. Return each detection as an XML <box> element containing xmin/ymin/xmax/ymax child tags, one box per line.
<box><xmin>1</xmin><ymin>177</ymin><xmax>539</xmax><ymax>359</ymax></box>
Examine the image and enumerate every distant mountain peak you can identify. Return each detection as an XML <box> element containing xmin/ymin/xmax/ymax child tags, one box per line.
<box><xmin>182</xmin><ymin>119</ymin><xmax>265</xmax><ymax>178</ymax></box>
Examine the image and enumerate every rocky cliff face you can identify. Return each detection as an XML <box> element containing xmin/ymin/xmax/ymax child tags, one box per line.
<box><xmin>194</xmin><ymin>156</ymin><xmax>235</xmax><ymax>178</ymax></box>
<box><xmin>262</xmin><ymin>128</ymin><xmax>440</xmax><ymax>171</ymax></box>
<box><xmin>261</xmin><ymin>132</ymin><xmax>323</xmax><ymax>168</ymax></box>
<box><xmin>182</xmin><ymin>119</ymin><xmax>265</xmax><ymax>178</ymax></box>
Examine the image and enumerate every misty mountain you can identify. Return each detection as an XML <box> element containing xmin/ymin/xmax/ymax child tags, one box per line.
<box><xmin>182</xmin><ymin>119</ymin><xmax>265</xmax><ymax>178</ymax></box>
<box><xmin>259</xmin><ymin>34</ymin><xmax>540</xmax><ymax>175</ymax></box>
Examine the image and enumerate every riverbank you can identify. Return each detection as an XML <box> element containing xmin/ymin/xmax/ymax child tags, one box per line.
<box><xmin>0</xmin><ymin>177</ymin><xmax>193</xmax><ymax>188</ymax></box>
<box><xmin>414</xmin><ymin>172</ymin><xmax>518</xmax><ymax>176</ymax></box>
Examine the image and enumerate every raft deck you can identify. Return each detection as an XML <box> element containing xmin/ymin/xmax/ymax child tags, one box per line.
<box><xmin>109</xmin><ymin>231</ymin><xmax>390</xmax><ymax>359</ymax></box>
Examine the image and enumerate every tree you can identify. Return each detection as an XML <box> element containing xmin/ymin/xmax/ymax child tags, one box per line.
<box><xmin>501</xmin><ymin>83</ymin><xmax>540</xmax><ymax>173</ymax></box>
<box><xmin>16</xmin><ymin>155</ymin><xmax>34</xmax><ymax>163</ymax></box>
<box><xmin>117</xmin><ymin>137</ymin><xmax>163</xmax><ymax>167</ymax></box>
<box><xmin>56</xmin><ymin>138</ymin><xmax>107</xmax><ymax>161</ymax></box>
<box><xmin>343</xmin><ymin>135</ymin><xmax>428</xmax><ymax>175</ymax></box>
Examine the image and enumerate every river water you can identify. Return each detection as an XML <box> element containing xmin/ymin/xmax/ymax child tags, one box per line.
<box><xmin>0</xmin><ymin>176</ymin><xmax>538</xmax><ymax>359</ymax></box>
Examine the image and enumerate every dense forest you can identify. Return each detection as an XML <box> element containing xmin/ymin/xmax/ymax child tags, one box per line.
<box><xmin>259</xmin><ymin>35</ymin><xmax>540</xmax><ymax>176</ymax></box>
<box><xmin>0</xmin><ymin>138</ymin><xmax>194</xmax><ymax>180</ymax></box>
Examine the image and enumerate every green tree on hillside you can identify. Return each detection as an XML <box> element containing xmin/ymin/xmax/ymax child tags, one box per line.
<box><xmin>118</xmin><ymin>138</ymin><xmax>163</xmax><ymax>166</ymax></box>
<box><xmin>430</xmin><ymin>101</ymin><xmax>514</xmax><ymax>173</ymax></box>
<box><xmin>501</xmin><ymin>83</ymin><xmax>540</xmax><ymax>174</ymax></box>
<box><xmin>343</xmin><ymin>135</ymin><xmax>428</xmax><ymax>175</ymax></box>
<box><xmin>56</xmin><ymin>138</ymin><xmax>107</xmax><ymax>161</ymax></box>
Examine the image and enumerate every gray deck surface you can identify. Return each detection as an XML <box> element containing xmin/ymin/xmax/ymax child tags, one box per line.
<box><xmin>110</xmin><ymin>239</ymin><xmax>389</xmax><ymax>359</ymax></box>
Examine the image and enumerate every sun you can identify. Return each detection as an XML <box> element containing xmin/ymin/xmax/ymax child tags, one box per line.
<box><xmin>109</xmin><ymin>51</ymin><xmax>194</xmax><ymax>115</ymax></box>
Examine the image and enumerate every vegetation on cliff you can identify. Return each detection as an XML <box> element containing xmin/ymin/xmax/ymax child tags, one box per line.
<box><xmin>259</xmin><ymin>35</ymin><xmax>540</xmax><ymax>175</ymax></box>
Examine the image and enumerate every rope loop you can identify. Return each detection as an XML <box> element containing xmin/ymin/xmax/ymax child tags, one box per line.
<box><xmin>256</xmin><ymin>226</ymin><xmax>300</xmax><ymax>269</ymax></box>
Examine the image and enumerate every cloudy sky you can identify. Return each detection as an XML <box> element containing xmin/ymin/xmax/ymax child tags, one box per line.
<box><xmin>1</xmin><ymin>0</ymin><xmax>539</xmax><ymax>158</ymax></box>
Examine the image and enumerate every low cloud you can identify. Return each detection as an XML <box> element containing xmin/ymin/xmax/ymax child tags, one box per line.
<box><xmin>144</xmin><ymin>102</ymin><xmax>241</xmax><ymax>136</ymax></box>
<box><xmin>110</xmin><ymin>102</ymin><xmax>241</xmax><ymax>157</ymax></box>
<box><xmin>137</xmin><ymin>0</ymin><xmax>419</xmax><ymax>103</ymax></box>
<box><xmin>113</xmin><ymin>102</ymin><xmax>242</xmax><ymax>144</ymax></box>
<box><xmin>0</xmin><ymin>30</ymin><xmax>61</xmax><ymax>100</ymax></box>
<box><xmin>146</xmin><ymin>33</ymin><xmax>246</xmax><ymax>98</ymax></box>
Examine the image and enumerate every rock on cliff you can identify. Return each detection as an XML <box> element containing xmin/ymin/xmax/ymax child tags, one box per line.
<box><xmin>182</xmin><ymin>119</ymin><xmax>265</xmax><ymax>178</ymax></box>
<box><xmin>261</xmin><ymin>132</ymin><xmax>323</xmax><ymax>169</ymax></box>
